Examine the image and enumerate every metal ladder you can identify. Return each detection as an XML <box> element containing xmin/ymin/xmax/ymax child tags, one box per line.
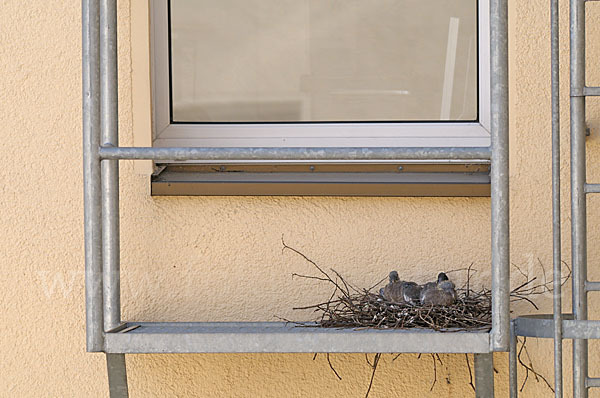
<box><xmin>510</xmin><ymin>0</ymin><xmax>600</xmax><ymax>396</ymax></box>
<box><xmin>83</xmin><ymin>0</ymin><xmax>509</xmax><ymax>396</ymax></box>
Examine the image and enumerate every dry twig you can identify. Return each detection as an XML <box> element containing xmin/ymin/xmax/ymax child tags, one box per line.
<box><xmin>517</xmin><ymin>337</ymin><xmax>554</xmax><ymax>393</ymax></box>
<box><xmin>465</xmin><ymin>354</ymin><xmax>476</xmax><ymax>392</ymax></box>
<box><xmin>327</xmin><ymin>353</ymin><xmax>342</xmax><ymax>381</ymax></box>
<box><xmin>364</xmin><ymin>353</ymin><xmax>381</xmax><ymax>398</ymax></box>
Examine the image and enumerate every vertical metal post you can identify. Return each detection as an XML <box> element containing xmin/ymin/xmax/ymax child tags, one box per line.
<box><xmin>100</xmin><ymin>1</ymin><xmax>128</xmax><ymax>395</ymax></box>
<box><xmin>83</xmin><ymin>0</ymin><xmax>103</xmax><ymax>352</ymax></box>
<box><xmin>509</xmin><ymin>320</ymin><xmax>518</xmax><ymax>398</ymax></box>
<box><xmin>475</xmin><ymin>353</ymin><xmax>495</xmax><ymax>397</ymax></box>
<box><xmin>551</xmin><ymin>0</ymin><xmax>563</xmax><ymax>394</ymax></box>
<box><xmin>100</xmin><ymin>0</ymin><xmax>120</xmax><ymax>332</ymax></box>
<box><xmin>490</xmin><ymin>0</ymin><xmax>510</xmax><ymax>352</ymax></box>
<box><xmin>571</xmin><ymin>0</ymin><xmax>588</xmax><ymax>395</ymax></box>
<box><xmin>106</xmin><ymin>354</ymin><xmax>129</xmax><ymax>398</ymax></box>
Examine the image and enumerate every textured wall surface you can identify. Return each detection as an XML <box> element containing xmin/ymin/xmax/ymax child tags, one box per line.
<box><xmin>2</xmin><ymin>0</ymin><xmax>599</xmax><ymax>396</ymax></box>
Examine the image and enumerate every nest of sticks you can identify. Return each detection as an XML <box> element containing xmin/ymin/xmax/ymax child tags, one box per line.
<box><xmin>279</xmin><ymin>240</ymin><xmax>572</xmax><ymax>396</ymax></box>
<box><xmin>281</xmin><ymin>240</ymin><xmax>570</xmax><ymax>332</ymax></box>
<box><xmin>314</xmin><ymin>284</ymin><xmax>491</xmax><ymax>331</ymax></box>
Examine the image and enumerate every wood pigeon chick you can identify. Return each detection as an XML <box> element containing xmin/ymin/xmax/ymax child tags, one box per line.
<box><xmin>379</xmin><ymin>271</ymin><xmax>422</xmax><ymax>305</ymax></box>
<box><xmin>380</xmin><ymin>271</ymin><xmax>402</xmax><ymax>302</ymax></box>
<box><xmin>401</xmin><ymin>281</ymin><xmax>422</xmax><ymax>305</ymax></box>
<box><xmin>420</xmin><ymin>272</ymin><xmax>457</xmax><ymax>306</ymax></box>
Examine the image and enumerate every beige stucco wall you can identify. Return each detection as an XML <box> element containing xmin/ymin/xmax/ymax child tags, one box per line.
<box><xmin>3</xmin><ymin>0</ymin><xmax>600</xmax><ymax>396</ymax></box>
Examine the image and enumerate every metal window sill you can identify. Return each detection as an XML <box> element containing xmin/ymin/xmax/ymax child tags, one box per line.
<box><xmin>150</xmin><ymin>163</ymin><xmax>490</xmax><ymax>197</ymax></box>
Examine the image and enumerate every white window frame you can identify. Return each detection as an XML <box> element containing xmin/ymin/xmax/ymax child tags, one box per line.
<box><xmin>149</xmin><ymin>0</ymin><xmax>490</xmax><ymax>152</ymax></box>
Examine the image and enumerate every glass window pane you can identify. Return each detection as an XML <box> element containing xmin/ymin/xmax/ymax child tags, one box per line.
<box><xmin>170</xmin><ymin>0</ymin><xmax>478</xmax><ymax>123</ymax></box>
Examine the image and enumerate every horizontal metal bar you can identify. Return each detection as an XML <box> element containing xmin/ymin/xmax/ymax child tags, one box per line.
<box><xmin>585</xmin><ymin>281</ymin><xmax>600</xmax><ymax>291</ymax></box>
<box><xmin>564</xmin><ymin>320</ymin><xmax>600</xmax><ymax>339</ymax></box>
<box><xmin>515</xmin><ymin>314</ymin><xmax>565</xmax><ymax>338</ymax></box>
<box><xmin>585</xmin><ymin>183</ymin><xmax>600</xmax><ymax>193</ymax></box>
<box><xmin>99</xmin><ymin>146</ymin><xmax>492</xmax><ymax>161</ymax></box>
<box><xmin>104</xmin><ymin>322</ymin><xmax>492</xmax><ymax>354</ymax></box>
<box><xmin>583</xmin><ymin>87</ymin><xmax>600</xmax><ymax>96</ymax></box>
<box><xmin>515</xmin><ymin>315</ymin><xmax>600</xmax><ymax>339</ymax></box>
<box><xmin>587</xmin><ymin>378</ymin><xmax>600</xmax><ymax>388</ymax></box>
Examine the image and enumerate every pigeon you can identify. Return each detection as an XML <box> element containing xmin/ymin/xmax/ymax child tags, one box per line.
<box><xmin>420</xmin><ymin>272</ymin><xmax>457</xmax><ymax>306</ymax></box>
<box><xmin>380</xmin><ymin>271</ymin><xmax>422</xmax><ymax>305</ymax></box>
<box><xmin>401</xmin><ymin>281</ymin><xmax>422</xmax><ymax>305</ymax></box>
<box><xmin>380</xmin><ymin>271</ymin><xmax>402</xmax><ymax>302</ymax></box>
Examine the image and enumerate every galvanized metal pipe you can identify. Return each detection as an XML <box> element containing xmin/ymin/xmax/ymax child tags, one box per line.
<box><xmin>551</xmin><ymin>0</ymin><xmax>563</xmax><ymax>393</ymax></box>
<box><xmin>584</xmin><ymin>183</ymin><xmax>600</xmax><ymax>193</ymax></box>
<box><xmin>106</xmin><ymin>354</ymin><xmax>128</xmax><ymax>397</ymax></box>
<box><xmin>83</xmin><ymin>0</ymin><xmax>103</xmax><ymax>352</ymax></box>
<box><xmin>571</xmin><ymin>0</ymin><xmax>588</xmax><ymax>393</ymax></box>
<box><xmin>474</xmin><ymin>353</ymin><xmax>495</xmax><ymax>397</ymax></box>
<box><xmin>490</xmin><ymin>0</ymin><xmax>510</xmax><ymax>352</ymax></box>
<box><xmin>586</xmin><ymin>378</ymin><xmax>600</xmax><ymax>388</ymax></box>
<box><xmin>509</xmin><ymin>320</ymin><xmax>518</xmax><ymax>397</ymax></box>
<box><xmin>585</xmin><ymin>281</ymin><xmax>600</xmax><ymax>291</ymax></box>
<box><xmin>100</xmin><ymin>0</ymin><xmax>120</xmax><ymax>332</ymax></box>
<box><xmin>572</xmin><ymin>97</ymin><xmax>589</xmax><ymax>398</ymax></box>
<box><xmin>582</xmin><ymin>87</ymin><xmax>600</xmax><ymax>96</ymax></box>
<box><xmin>98</xmin><ymin>146</ymin><xmax>491</xmax><ymax>161</ymax></box>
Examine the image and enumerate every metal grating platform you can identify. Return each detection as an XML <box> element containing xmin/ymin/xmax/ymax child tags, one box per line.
<box><xmin>104</xmin><ymin>322</ymin><xmax>492</xmax><ymax>354</ymax></box>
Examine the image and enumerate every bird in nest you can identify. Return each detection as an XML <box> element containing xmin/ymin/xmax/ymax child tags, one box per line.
<box><xmin>379</xmin><ymin>271</ymin><xmax>422</xmax><ymax>305</ymax></box>
<box><xmin>420</xmin><ymin>272</ymin><xmax>457</xmax><ymax>306</ymax></box>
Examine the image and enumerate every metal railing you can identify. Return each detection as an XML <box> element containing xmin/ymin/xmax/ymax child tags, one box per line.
<box><xmin>82</xmin><ymin>0</ymin><xmax>510</xmax><ymax>395</ymax></box>
<box><xmin>510</xmin><ymin>0</ymin><xmax>600</xmax><ymax>396</ymax></box>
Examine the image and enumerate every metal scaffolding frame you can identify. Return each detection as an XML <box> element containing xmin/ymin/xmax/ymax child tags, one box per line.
<box><xmin>82</xmin><ymin>0</ymin><xmax>509</xmax><ymax>396</ymax></box>
<box><xmin>510</xmin><ymin>0</ymin><xmax>600</xmax><ymax>397</ymax></box>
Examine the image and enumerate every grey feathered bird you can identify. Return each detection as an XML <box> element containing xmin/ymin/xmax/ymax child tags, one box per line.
<box><xmin>380</xmin><ymin>271</ymin><xmax>401</xmax><ymax>301</ymax></box>
<box><xmin>420</xmin><ymin>272</ymin><xmax>457</xmax><ymax>306</ymax></box>
<box><xmin>401</xmin><ymin>281</ymin><xmax>422</xmax><ymax>305</ymax></box>
<box><xmin>380</xmin><ymin>271</ymin><xmax>422</xmax><ymax>305</ymax></box>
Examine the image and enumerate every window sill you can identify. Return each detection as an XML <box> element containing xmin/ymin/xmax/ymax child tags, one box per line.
<box><xmin>151</xmin><ymin>163</ymin><xmax>490</xmax><ymax>197</ymax></box>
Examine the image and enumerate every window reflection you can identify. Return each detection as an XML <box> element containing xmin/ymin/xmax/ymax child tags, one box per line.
<box><xmin>170</xmin><ymin>0</ymin><xmax>477</xmax><ymax>123</ymax></box>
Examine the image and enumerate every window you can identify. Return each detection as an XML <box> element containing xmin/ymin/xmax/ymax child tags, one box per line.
<box><xmin>145</xmin><ymin>0</ymin><xmax>491</xmax><ymax>196</ymax></box>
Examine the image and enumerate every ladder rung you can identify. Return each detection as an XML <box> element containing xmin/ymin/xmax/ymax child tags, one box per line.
<box><xmin>583</xmin><ymin>87</ymin><xmax>600</xmax><ymax>96</ymax></box>
<box><xmin>587</xmin><ymin>378</ymin><xmax>600</xmax><ymax>388</ymax></box>
<box><xmin>564</xmin><ymin>320</ymin><xmax>600</xmax><ymax>339</ymax></box>
<box><xmin>586</xmin><ymin>281</ymin><xmax>600</xmax><ymax>291</ymax></box>
<box><xmin>585</xmin><ymin>183</ymin><xmax>600</xmax><ymax>193</ymax></box>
